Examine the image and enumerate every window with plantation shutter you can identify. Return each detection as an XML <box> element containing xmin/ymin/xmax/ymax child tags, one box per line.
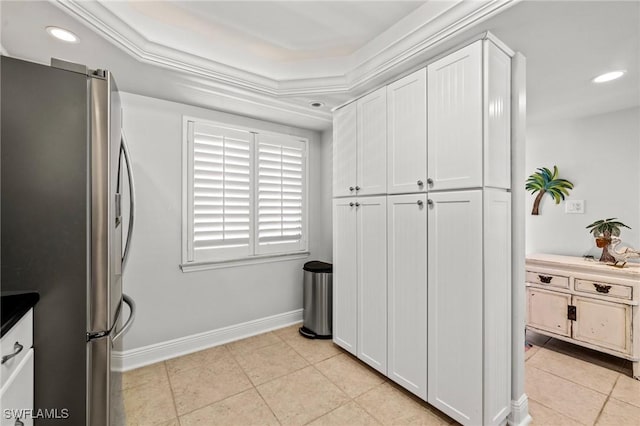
<box><xmin>257</xmin><ymin>134</ymin><xmax>306</xmax><ymax>254</ymax></box>
<box><xmin>183</xmin><ymin>118</ymin><xmax>308</xmax><ymax>267</ymax></box>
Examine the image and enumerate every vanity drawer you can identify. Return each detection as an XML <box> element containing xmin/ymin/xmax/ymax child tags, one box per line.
<box><xmin>1</xmin><ymin>309</ymin><xmax>33</xmax><ymax>386</ymax></box>
<box><xmin>526</xmin><ymin>271</ymin><xmax>569</xmax><ymax>288</ymax></box>
<box><xmin>575</xmin><ymin>279</ymin><xmax>632</xmax><ymax>300</ymax></box>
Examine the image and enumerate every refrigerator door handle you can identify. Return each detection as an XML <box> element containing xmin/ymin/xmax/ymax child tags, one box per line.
<box><xmin>120</xmin><ymin>132</ymin><xmax>135</xmax><ymax>269</ymax></box>
<box><xmin>112</xmin><ymin>294</ymin><xmax>136</xmax><ymax>343</ymax></box>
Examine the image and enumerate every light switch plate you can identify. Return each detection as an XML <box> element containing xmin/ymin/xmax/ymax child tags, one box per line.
<box><xmin>565</xmin><ymin>200</ymin><xmax>585</xmax><ymax>214</ymax></box>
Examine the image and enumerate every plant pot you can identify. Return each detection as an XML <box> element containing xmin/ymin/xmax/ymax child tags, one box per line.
<box><xmin>595</xmin><ymin>237</ymin><xmax>616</xmax><ymax>263</ymax></box>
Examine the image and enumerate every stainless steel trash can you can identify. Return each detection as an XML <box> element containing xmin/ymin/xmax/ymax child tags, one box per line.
<box><xmin>299</xmin><ymin>261</ymin><xmax>333</xmax><ymax>339</ymax></box>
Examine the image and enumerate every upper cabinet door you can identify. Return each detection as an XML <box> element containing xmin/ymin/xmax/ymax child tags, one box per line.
<box><xmin>484</xmin><ymin>42</ymin><xmax>511</xmax><ymax>189</ymax></box>
<box><xmin>357</xmin><ymin>87</ymin><xmax>387</xmax><ymax>196</ymax></box>
<box><xmin>427</xmin><ymin>41</ymin><xmax>483</xmax><ymax>191</ymax></box>
<box><xmin>387</xmin><ymin>69</ymin><xmax>427</xmax><ymax>194</ymax></box>
<box><xmin>333</xmin><ymin>103</ymin><xmax>357</xmax><ymax>198</ymax></box>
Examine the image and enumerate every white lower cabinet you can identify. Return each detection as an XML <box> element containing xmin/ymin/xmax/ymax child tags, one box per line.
<box><xmin>387</xmin><ymin>194</ymin><xmax>427</xmax><ymax>398</ymax></box>
<box><xmin>356</xmin><ymin>196</ymin><xmax>387</xmax><ymax>373</ymax></box>
<box><xmin>332</xmin><ymin>196</ymin><xmax>387</xmax><ymax>374</ymax></box>
<box><xmin>1</xmin><ymin>350</ymin><xmax>34</xmax><ymax>426</ymax></box>
<box><xmin>332</xmin><ymin>198</ymin><xmax>358</xmax><ymax>353</ymax></box>
<box><xmin>427</xmin><ymin>189</ymin><xmax>511</xmax><ymax>425</ymax></box>
<box><xmin>1</xmin><ymin>309</ymin><xmax>35</xmax><ymax>426</ymax></box>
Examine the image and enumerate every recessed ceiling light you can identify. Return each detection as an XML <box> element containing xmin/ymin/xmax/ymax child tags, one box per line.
<box><xmin>46</xmin><ymin>26</ymin><xmax>79</xmax><ymax>43</ymax></box>
<box><xmin>592</xmin><ymin>70</ymin><xmax>625</xmax><ymax>83</ymax></box>
<box><xmin>309</xmin><ymin>101</ymin><xmax>325</xmax><ymax>108</ymax></box>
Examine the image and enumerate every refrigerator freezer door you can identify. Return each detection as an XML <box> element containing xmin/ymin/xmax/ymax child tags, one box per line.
<box><xmin>87</xmin><ymin>334</ymin><xmax>111</xmax><ymax>426</ymax></box>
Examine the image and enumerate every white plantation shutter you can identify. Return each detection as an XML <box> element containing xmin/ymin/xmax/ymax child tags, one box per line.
<box><xmin>184</xmin><ymin>119</ymin><xmax>307</xmax><ymax>265</ymax></box>
<box><xmin>188</xmin><ymin>122</ymin><xmax>253</xmax><ymax>261</ymax></box>
<box><xmin>257</xmin><ymin>134</ymin><xmax>306</xmax><ymax>254</ymax></box>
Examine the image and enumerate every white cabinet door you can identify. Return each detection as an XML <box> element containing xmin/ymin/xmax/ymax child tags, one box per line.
<box><xmin>0</xmin><ymin>349</ymin><xmax>34</xmax><ymax>426</ymax></box>
<box><xmin>357</xmin><ymin>196</ymin><xmax>387</xmax><ymax>374</ymax></box>
<box><xmin>484</xmin><ymin>42</ymin><xmax>511</xmax><ymax>189</ymax></box>
<box><xmin>332</xmin><ymin>198</ymin><xmax>357</xmax><ymax>354</ymax></box>
<box><xmin>428</xmin><ymin>190</ymin><xmax>483</xmax><ymax>425</ymax></box>
<box><xmin>526</xmin><ymin>288</ymin><xmax>572</xmax><ymax>337</ymax></box>
<box><xmin>573</xmin><ymin>296</ymin><xmax>632</xmax><ymax>354</ymax></box>
<box><xmin>387</xmin><ymin>194</ymin><xmax>427</xmax><ymax>398</ymax></box>
<box><xmin>427</xmin><ymin>41</ymin><xmax>482</xmax><ymax>191</ymax></box>
<box><xmin>387</xmin><ymin>69</ymin><xmax>427</xmax><ymax>194</ymax></box>
<box><xmin>357</xmin><ymin>88</ymin><xmax>387</xmax><ymax>196</ymax></box>
<box><xmin>333</xmin><ymin>102</ymin><xmax>357</xmax><ymax>198</ymax></box>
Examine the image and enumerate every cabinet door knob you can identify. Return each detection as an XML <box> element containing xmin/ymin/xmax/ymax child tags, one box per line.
<box><xmin>427</xmin><ymin>178</ymin><xmax>434</xmax><ymax>185</ymax></box>
<box><xmin>349</xmin><ymin>186</ymin><xmax>354</xmax><ymax>192</ymax></box>
<box><xmin>349</xmin><ymin>202</ymin><xmax>354</xmax><ymax>207</ymax></box>
<box><xmin>355</xmin><ymin>186</ymin><xmax>361</xmax><ymax>191</ymax></box>
<box><xmin>417</xmin><ymin>180</ymin><xmax>424</xmax><ymax>186</ymax></box>
<box><xmin>417</xmin><ymin>200</ymin><xmax>424</xmax><ymax>206</ymax></box>
<box><xmin>1</xmin><ymin>341</ymin><xmax>24</xmax><ymax>364</ymax></box>
<box><xmin>427</xmin><ymin>199</ymin><xmax>434</xmax><ymax>206</ymax></box>
<box><xmin>355</xmin><ymin>202</ymin><xmax>360</xmax><ymax>207</ymax></box>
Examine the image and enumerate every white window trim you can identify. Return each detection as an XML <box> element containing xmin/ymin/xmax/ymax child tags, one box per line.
<box><xmin>181</xmin><ymin>116</ymin><xmax>309</xmax><ymax>270</ymax></box>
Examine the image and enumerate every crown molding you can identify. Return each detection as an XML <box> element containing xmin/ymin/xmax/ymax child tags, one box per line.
<box><xmin>53</xmin><ymin>0</ymin><xmax>518</xmax><ymax>100</ymax></box>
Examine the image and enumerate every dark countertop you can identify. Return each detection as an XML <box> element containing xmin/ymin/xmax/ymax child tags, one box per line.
<box><xmin>1</xmin><ymin>292</ymin><xmax>39</xmax><ymax>337</ymax></box>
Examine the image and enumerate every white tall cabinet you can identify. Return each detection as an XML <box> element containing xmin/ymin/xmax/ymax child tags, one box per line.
<box><xmin>332</xmin><ymin>36</ymin><xmax>513</xmax><ymax>426</ymax></box>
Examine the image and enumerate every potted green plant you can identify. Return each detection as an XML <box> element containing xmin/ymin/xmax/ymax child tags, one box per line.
<box><xmin>586</xmin><ymin>218</ymin><xmax>632</xmax><ymax>263</ymax></box>
<box><xmin>525</xmin><ymin>166</ymin><xmax>574</xmax><ymax>215</ymax></box>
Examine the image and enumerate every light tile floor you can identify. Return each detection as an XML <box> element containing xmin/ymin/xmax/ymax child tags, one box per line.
<box><xmin>122</xmin><ymin>325</ymin><xmax>640</xmax><ymax>425</ymax></box>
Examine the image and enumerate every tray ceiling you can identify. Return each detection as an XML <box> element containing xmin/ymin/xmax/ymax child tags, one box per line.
<box><xmin>2</xmin><ymin>1</ymin><xmax>636</xmax><ymax>130</ymax></box>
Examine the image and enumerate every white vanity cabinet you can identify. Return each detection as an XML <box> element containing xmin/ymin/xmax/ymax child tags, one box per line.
<box><xmin>332</xmin><ymin>88</ymin><xmax>387</xmax><ymax>198</ymax></box>
<box><xmin>1</xmin><ymin>309</ymin><xmax>35</xmax><ymax>426</ymax></box>
<box><xmin>526</xmin><ymin>254</ymin><xmax>639</xmax><ymax>379</ymax></box>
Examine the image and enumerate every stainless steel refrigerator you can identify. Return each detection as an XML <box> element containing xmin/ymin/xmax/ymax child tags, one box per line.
<box><xmin>1</xmin><ymin>56</ymin><xmax>136</xmax><ymax>425</ymax></box>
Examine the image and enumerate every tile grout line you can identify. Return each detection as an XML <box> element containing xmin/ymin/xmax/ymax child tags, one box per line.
<box><xmin>162</xmin><ymin>361</ymin><xmax>181</xmax><ymax>425</ymax></box>
<box><xmin>169</xmin><ymin>346</ymin><xmax>253</xmax><ymax>420</ymax></box>
<box><xmin>527</xmin><ymin>355</ymin><xmax>622</xmax><ymax>396</ymax></box>
<box><xmin>229</xmin><ymin>343</ymin><xmax>284</xmax><ymax>426</ymax></box>
<box><xmin>526</xmin><ymin>396</ymin><xmax>591</xmax><ymax>426</ymax></box>
<box><xmin>592</xmin><ymin>374</ymin><xmax>620</xmax><ymax>425</ymax></box>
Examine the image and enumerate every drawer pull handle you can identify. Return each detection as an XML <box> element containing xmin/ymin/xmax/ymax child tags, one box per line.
<box><xmin>538</xmin><ymin>275</ymin><xmax>553</xmax><ymax>284</ymax></box>
<box><xmin>593</xmin><ymin>283</ymin><xmax>612</xmax><ymax>294</ymax></box>
<box><xmin>1</xmin><ymin>342</ymin><xmax>24</xmax><ymax>364</ymax></box>
<box><xmin>15</xmin><ymin>420</ymin><xmax>24</xmax><ymax>426</ymax></box>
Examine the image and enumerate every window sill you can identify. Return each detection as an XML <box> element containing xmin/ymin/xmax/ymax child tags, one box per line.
<box><xmin>180</xmin><ymin>251</ymin><xmax>311</xmax><ymax>272</ymax></box>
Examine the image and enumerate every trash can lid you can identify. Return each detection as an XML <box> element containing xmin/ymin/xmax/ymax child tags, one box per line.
<box><xmin>303</xmin><ymin>261</ymin><xmax>333</xmax><ymax>273</ymax></box>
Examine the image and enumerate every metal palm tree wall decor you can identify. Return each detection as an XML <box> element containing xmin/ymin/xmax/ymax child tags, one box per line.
<box><xmin>525</xmin><ymin>166</ymin><xmax>574</xmax><ymax>215</ymax></box>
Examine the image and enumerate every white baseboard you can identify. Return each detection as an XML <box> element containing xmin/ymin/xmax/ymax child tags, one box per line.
<box><xmin>508</xmin><ymin>393</ymin><xmax>532</xmax><ymax>426</ymax></box>
<box><xmin>112</xmin><ymin>309</ymin><xmax>303</xmax><ymax>372</ymax></box>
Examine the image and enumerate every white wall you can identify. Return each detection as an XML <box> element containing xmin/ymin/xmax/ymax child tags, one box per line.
<box><xmin>120</xmin><ymin>92</ymin><xmax>331</xmax><ymax>351</ymax></box>
<box><xmin>319</xmin><ymin>129</ymin><xmax>333</xmax><ymax>261</ymax></box>
<box><xmin>526</xmin><ymin>107</ymin><xmax>640</xmax><ymax>256</ymax></box>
